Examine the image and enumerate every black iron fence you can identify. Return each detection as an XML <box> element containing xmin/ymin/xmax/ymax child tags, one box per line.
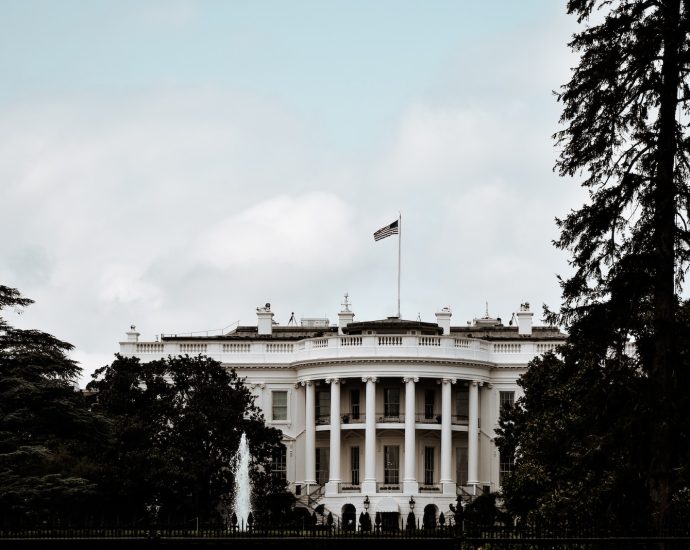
<box><xmin>3</xmin><ymin>520</ymin><xmax>690</xmax><ymax>542</ymax></box>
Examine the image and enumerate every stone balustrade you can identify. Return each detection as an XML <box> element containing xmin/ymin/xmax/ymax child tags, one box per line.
<box><xmin>121</xmin><ymin>334</ymin><xmax>565</xmax><ymax>365</ymax></box>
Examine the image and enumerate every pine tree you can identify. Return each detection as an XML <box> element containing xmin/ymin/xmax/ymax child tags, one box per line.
<box><xmin>0</xmin><ymin>285</ymin><xmax>104</xmax><ymax>526</ymax></box>
<box><xmin>552</xmin><ymin>0</ymin><xmax>690</xmax><ymax>521</ymax></box>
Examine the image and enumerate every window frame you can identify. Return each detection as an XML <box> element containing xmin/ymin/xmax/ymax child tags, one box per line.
<box><xmin>271</xmin><ymin>445</ymin><xmax>287</xmax><ymax>481</ymax></box>
<box><xmin>456</xmin><ymin>387</ymin><xmax>469</xmax><ymax>421</ymax></box>
<box><xmin>383</xmin><ymin>387</ymin><xmax>400</xmax><ymax>418</ymax></box>
<box><xmin>350</xmin><ymin>389</ymin><xmax>360</xmax><ymax>420</ymax></box>
<box><xmin>499</xmin><ymin>390</ymin><xmax>515</xmax><ymax>416</ymax></box>
<box><xmin>424</xmin><ymin>446</ymin><xmax>435</xmax><ymax>485</ymax></box>
<box><xmin>350</xmin><ymin>446</ymin><xmax>360</xmax><ymax>485</ymax></box>
<box><xmin>383</xmin><ymin>445</ymin><xmax>400</xmax><ymax>484</ymax></box>
<box><xmin>316</xmin><ymin>389</ymin><xmax>331</xmax><ymax>421</ymax></box>
<box><xmin>271</xmin><ymin>390</ymin><xmax>289</xmax><ymax>422</ymax></box>
<box><xmin>424</xmin><ymin>389</ymin><xmax>435</xmax><ymax>419</ymax></box>
<box><xmin>499</xmin><ymin>451</ymin><xmax>514</xmax><ymax>486</ymax></box>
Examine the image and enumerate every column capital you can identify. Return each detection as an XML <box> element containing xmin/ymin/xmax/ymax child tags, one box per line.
<box><xmin>470</xmin><ymin>380</ymin><xmax>480</xmax><ymax>387</ymax></box>
<box><xmin>402</xmin><ymin>377</ymin><xmax>419</xmax><ymax>384</ymax></box>
<box><xmin>300</xmin><ymin>380</ymin><xmax>313</xmax><ymax>387</ymax></box>
<box><xmin>440</xmin><ymin>378</ymin><xmax>457</xmax><ymax>385</ymax></box>
<box><xmin>250</xmin><ymin>382</ymin><xmax>266</xmax><ymax>390</ymax></box>
<box><xmin>362</xmin><ymin>376</ymin><xmax>378</xmax><ymax>383</ymax></box>
<box><xmin>325</xmin><ymin>378</ymin><xmax>340</xmax><ymax>385</ymax></box>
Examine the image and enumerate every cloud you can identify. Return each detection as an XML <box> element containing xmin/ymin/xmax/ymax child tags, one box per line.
<box><xmin>195</xmin><ymin>193</ymin><xmax>356</xmax><ymax>270</ymax></box>
<box><xmin>0</xmin><ymin>6</ymin><xmax>583</xmax><ymax>387</ymax></box>
<box><xmin>99</xmin><ymin>265</ymin><xmax>164</xmax><ymax>308</ymax></box>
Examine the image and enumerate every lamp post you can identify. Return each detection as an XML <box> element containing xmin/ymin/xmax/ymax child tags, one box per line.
<box><xmin>145</xmin><ymin>502</ymin><xmax>161</xmax><ymax>540</ymax></box>
<box><xmin>363</xmin><ymin>495</ymin><xmax>370</xmax><ymax>511</ymax></box>
<box><xmin>408</xmin><ymin>496</ymin><xmax>415</xmax><ymax>511</ymax></box>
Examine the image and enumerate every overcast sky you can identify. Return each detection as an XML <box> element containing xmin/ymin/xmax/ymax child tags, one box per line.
<box><xmin>1</xmin><ymin>1</ymin><xmax>584</xmax><ymax>385</ymax></box>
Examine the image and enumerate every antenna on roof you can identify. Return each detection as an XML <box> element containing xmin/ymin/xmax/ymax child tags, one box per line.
<box><xmin>485</xmin><ymin>301</ymin><xmax>489</xmax><ymax>318</ymax></box>
<box><xmin>417</xmin><ymin>312</ymin><xmax>421</xmax><ymax>321</ymax></box>
<box><xmin>288</xmin><ymin>312</ymin><xmax>297</xmax><ymax>326</ymax></box>
<box><xmin>341</xmin><ymin>292</ymin><xmax>351</xmax><ymax>312</ymax></box>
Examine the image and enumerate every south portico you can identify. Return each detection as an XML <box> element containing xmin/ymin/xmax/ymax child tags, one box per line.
<box><xmin>296</xmin><ymin>370</ymin><xmax>484</xmax><ymax>498</ymax></box>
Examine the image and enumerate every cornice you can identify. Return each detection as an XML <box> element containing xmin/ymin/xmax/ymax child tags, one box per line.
<box><xmin>289</xmin><ymin>357</ymin><xmax>492</xmax><ymax>369</ymax></box>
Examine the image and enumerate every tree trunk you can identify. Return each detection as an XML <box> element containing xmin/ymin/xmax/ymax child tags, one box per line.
<box><xmin>650</xmin><ymin>0</ymin><xmax>682</xmax><ymax>525</ymax></box>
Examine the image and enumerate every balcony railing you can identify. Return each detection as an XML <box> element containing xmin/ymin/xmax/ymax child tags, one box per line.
<box><xmin>376</xmin><ymin>482</ymin><xmax>402</xmax><ymax>493</ymax></box>
<box><xmin>416</xmin><ymin>413</ymin><xmax>441</xmax><ymax>424</ymax></box>
<box><xmin>124</xmin><ymin>333</ymin><xmax>563</xmax><ymax>367</ymax></box>
<box><xmin>414</xmin><ymin>414</ymin><xmax>469</xmax><ymax>425</ymax></box>
<box><xmin>341</xmin><ymin>413</ymin><xmax>365</xmax><ymax>424</ymax></box>
<box><xmin>376</xmin><ymin>412</ymin><xmax>404</xmax><ymax>423</ymax></box>
<box><xmin>337</xmin><ymin>483</ymin><xmax>361</xmax><ymax>493</ymax></box>
<box><xmin>453</xmin><ymin>414</ymin><xmax>469</xmax><ymax>425</ymax></box>
<box><xmin>419</xmin><ymin>484</ymin><xmax>442</xmax><ymax>492</ymax></box>
<box><xmin>316</xmin><ymin>412</ymin><xmax>470</xmax><ymax>427</ymax></box>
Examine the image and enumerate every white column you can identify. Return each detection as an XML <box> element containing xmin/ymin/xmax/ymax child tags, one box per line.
<box><xmin>403</xmin><ymin>377</ymin><xmax>418</xmax><ymax>493</ymax></box>
<box><xmin>303</xmin><ymin>381</ymin><xmax>316</xmax><ymax>485</ymax></box>
<box><xmin>362</xmin><ymin>376</ymin><xmax>377</xmax><ymax>493</ymax></box>
<box><xmin>440</xmin><ymin>377</ymin><xmax>456</xmax><ymax>494</ymax></box>
<box><xmin>326</xmin><ymin>378</ymin><xmax>341</xmax><ymax>494</ymax></box>
<box><xmin>468</xmin><ymin>380</ymin><xmax>479</xmax><ymax>486</ymax></box>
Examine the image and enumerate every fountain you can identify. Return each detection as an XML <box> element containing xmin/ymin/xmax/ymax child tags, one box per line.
<box><xmin>232</xmin><ymin>432</ymin><xmax>252</xmax><ymax>529</ymax></box>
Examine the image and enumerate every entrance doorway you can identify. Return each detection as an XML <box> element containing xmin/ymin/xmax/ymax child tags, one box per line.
<box><xmin>341</xmin><ymin>504</ymin><xmax>356</xmax><ymax>531</ymax></box>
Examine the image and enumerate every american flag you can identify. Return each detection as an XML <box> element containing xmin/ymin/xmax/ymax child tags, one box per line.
<box><xmin>373</xmin><ymin>219</ymin><xmax>399</xmax><ymax>241</ymax></box>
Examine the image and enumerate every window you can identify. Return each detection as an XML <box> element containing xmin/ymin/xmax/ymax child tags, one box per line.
<box><xmin>384</xmin><ymin>388</ymin><xmax>400</xmax><ymax>418</ymax></box>
<box><xmin>456</xmin><ymin>387</ymin><xmax>469</xmax><ymax>421</ymax></box>
<box><xmin>271</xmin><ymin>445</ymin><xmax>287</xmax><ymax>481</ymax></box>
<box><xmin>456</xmin><ymin>447</ymin><xmax>468</xmax><ymax>485</ymax></box>
<box><xmin>499</xmin><ymin>451</ymin><xmax>514</xmax><ymax>486</ymax></box>
<box><xmin>424</xmin><ymin>389</ymin><xmax>435</xmax><ymax>419</ymax></box>
<box><xmin>383</xmin><ymin>445</ymin><xmax>400</xmax><ymax>484</ymax></box>
<box><xmin>499</xmin><ymin>391</ymin><xmax>515</xmax><ymax>415</ymax></box>
<box><xmin>316</xmin><ymin>448</ymin><xmax>329</xmax><ymax>485</ymax></box>
<box><xmin>424</xmin><ymin>447</ymin><xmax>435</xmax><ymax>485</ymax></box>
<box><xmin>272</xmin><ymin>391</ymin><xmax>288</xmax><ymax>421</ymax></box>
<box><xmin>350</xmin><ymin>389</ymin><xmax>360</xmax><ymax>420</ymax></box>
<box><xmin>316</xmin><ymin>390</ymin><xmax>330</xmax><ymax>420</ymax></box>
<box><xmin>350</xmin><ymin>446</ymin><xmax>360</xmax><ymax>484</ymax></box>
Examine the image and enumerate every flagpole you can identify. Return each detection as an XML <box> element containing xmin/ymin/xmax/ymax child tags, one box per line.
<box><xmin>397</xmin><ymin>212</ymin><xmax>401</xmax><ymax>318</ymax></box>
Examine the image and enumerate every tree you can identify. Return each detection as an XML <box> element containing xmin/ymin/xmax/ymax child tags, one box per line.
<box><xmin>0</xmin><ymin>285</ymin><xmax>105</xmax><ymax>526</ymax></box>
<box><xmin>549</xmin><ymin>0</ymin><xmax>690</xmax><ymax>521</ymax></box>
<box><xmin>497</xmin><ymin>351</ymin><xmax>651</xmax><ymax>528</ymax></box>
<box><xmin>88</xmin><ymin>354</ymin><xmax>288</xmax><ymax>524</ymax></box>
<box><xmin>497</xmin><ymin>305</ymin><xmax>690</xmax><ymax>529</ymax></box>
<box><xmin>405</xmin><ymin>511</ymin><xmax>415</xmax><ymax>532</ymax></box>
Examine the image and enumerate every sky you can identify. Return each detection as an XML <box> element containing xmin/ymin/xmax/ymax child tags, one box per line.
<box><xmin>0</xmin><ymin>1</ymin><xmax>585</xmax><ymax>386</ymax></box>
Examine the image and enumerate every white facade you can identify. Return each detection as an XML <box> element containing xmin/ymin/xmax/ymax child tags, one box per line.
<box><xmin>119</xmin><ymin>301</ymin><xmax>564</xmax><ymax>522</ymax></box>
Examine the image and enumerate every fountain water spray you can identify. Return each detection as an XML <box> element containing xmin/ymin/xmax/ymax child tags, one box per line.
<box><xmin>232</xmin><ymin>432</ymin><xmax>252</xmax><ymax>528</ymax></box>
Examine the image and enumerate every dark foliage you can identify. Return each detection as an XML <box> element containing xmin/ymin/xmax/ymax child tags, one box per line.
<box><xmin>88</xmin><ymin>353</ymin><xmax>290</xmax><ymax>524</ymax></box>
<box><xmin>422</xmin><ymin>507</ymin><xmax>436</xmax><ymax>530</ymax></box>
<box><xmin>406</xmin><ymin>511</ymin><xmax>415</xmax><ymax>532</ymax></box>
<box><xmin>0</xmin><ymin>285</ymin><xmax>107</xmax><ymax>526</ymax></box>
<box><xmin>462</xmin><ymin>493</ymin><xmax>509</xmax><ymax>528</ymax></box>
<box><xmin>497</xmin><ymin>0</ymin><xmax>690</xmax><ymax>525</ymax></box>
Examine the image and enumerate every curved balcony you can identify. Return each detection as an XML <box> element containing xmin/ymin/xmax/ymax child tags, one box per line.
<box><xmin>313</xmin><ymin>412</ymin><xmax>471</xmax><ymax>431</ymax></box>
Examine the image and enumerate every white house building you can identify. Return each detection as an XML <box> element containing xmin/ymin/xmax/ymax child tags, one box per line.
<box><xmin>119</xmin><ymin>299</ymin><xmax>565</xmax><ymax>525</ymax></box>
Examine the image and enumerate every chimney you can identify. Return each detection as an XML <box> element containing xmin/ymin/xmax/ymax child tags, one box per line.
<box><xmin>338</xmin><ymin>292</ymin><xmax>355</xmax><ymax>335</ymax></box>
<box><xmin>126</xmin><ymin>325</ymin><xmax>140</xmax><ymax>342</ymax></box>
<box><xmin>338</xmin><ymin>310</ymin><xmax>354</xmax><ymax>335</ymax></box>
<box><xmin>435</xmin><ymin>307</ymin><xmax>452</xmax><ymax>335</ymax></box>
<box><xmin>516</xmin><ymin>302</ymin><xmax>533</xmax><ymax>336</ymax></box>
<box><xmin>257</xmin><ymin>303</ymin><xmax>274</xmax><ymax>335</ymax></box>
